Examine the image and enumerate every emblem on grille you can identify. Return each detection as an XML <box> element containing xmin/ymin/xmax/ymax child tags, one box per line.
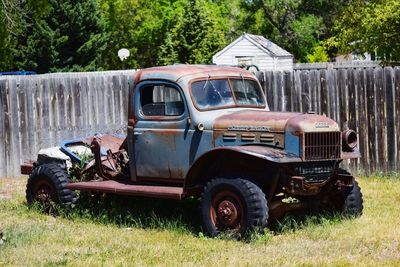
<box><xmin>315</xmin><ymin>122</ymin><xmax>329</xmax><ymax>128</ymax></box>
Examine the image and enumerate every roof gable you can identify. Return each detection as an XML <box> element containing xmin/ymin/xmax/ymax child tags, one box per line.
<box><xmin>213</xmin><ymin>33</ymin><xmax>292</xmax><ymax>59</ymax></box>
<box><xmin>245</xmin><ymin>33</ymin><xmax>292</xmax><ymax>57</ymax></box>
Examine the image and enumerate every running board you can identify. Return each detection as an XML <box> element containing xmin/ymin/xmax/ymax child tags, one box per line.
<box><xmin>66</xmin><ymin>180</ymin><xmax>184</xmax><ymax>200</ymax></box>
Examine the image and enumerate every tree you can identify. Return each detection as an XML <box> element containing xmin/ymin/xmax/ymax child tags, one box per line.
<box><xmin>0</xmin><ymin>0</ymin><xmax>50</xmax><ymax>71</ymax></box>
<box><xmin>100</xmin><ymin>0</ymin><xmax>185</xmax><ymax>69</ymax></box>
<box><xmin>306</xmin><ymin>44</ymin><xmax>329</xmax><ymax>62</ymax></box>
<box><xmin>238</xmin><ymin>0</ymin><xmax>348</xmax><ymax>62</ymax></box>
<box><xmin>327</xmin><ymin>0</ymin><xmax>400</xmax><ymax>61</ymax></box>
<box><xmin>157</xmin><ymin>0</ymin><xmax>228</xmax><ymax>65</ymax></box>
<box><xmin>15</xmin><ymin>0</ymin><xmax>107</xmax><ymax>73</ymax></box>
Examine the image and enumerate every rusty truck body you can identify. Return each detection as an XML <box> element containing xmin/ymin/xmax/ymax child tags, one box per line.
<box><xmin>22</xmin><ymin>65</ymin><xmax>363</xmax><ymax>237</ymax></box>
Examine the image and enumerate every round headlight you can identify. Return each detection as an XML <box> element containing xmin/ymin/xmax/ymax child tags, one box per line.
<box><xmin>342</xmin><ymin>130</ymin><xmax>357</xmax><ymax>151</ymax></box>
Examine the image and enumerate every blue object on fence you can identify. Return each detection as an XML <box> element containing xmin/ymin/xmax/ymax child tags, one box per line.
<box><xmin>0</xmin><ymin>71</ymin><xmax>37</xmax><ymax>76</ymax></box>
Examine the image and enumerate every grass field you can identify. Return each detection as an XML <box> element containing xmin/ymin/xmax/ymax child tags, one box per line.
<box><xmin>0</xmin><ymin>175</ymin><xmax>399</xmax><ymax>266</ymax></box>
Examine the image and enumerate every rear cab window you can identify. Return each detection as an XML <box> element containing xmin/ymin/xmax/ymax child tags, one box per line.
<box><xmin>140</xmin><ymin>85</ymin><xmax>184</xmax><ymax>117</ymax></box>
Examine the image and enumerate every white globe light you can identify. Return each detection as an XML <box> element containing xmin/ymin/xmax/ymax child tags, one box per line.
<box><xmin>118</xmin><ymin>48</ymin><xmax>130</xmax><ymax>61</ymax></box>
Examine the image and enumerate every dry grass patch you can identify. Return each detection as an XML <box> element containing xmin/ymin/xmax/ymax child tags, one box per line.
<box><xmin>0</xmin><ymin>175</ymin><xmax>399</xmax><ymax>266</ymax></box>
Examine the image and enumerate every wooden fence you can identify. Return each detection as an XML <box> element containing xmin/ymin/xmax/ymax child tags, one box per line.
<box><xmin>0</xmin><ymin>66</ymin><xmax>399</xmax><ymax>177</ymax></box>
<box><xmin>256</xmin><ymin>66</ymin><xmax>400</xmax><ymax>174</ymax></box>
<box><xmin>0</xmin><ymin>71</ymin><xmax>135</xmax><ymax>177</ymax></box>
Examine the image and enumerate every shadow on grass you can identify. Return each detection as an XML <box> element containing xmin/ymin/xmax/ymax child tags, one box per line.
<box><xmin>269</xmin><ymin>210</ymin><xmax>347</xmax><ymax>234</ymax></box>
<box><xmin>29</xmin><ymin>193</ymin><xmax>348</xmax><ymax>240</ymax></box>
<box><xmin>57</xmin><ymin>192</ymin><xmax>202</xmax><ymax>235</ymax></box>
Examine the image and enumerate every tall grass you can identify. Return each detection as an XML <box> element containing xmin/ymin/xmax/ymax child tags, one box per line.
<box><xmin>0</xmin><ymin>175</ymin><xmax>399</xmax><ymax>266</ymax></box>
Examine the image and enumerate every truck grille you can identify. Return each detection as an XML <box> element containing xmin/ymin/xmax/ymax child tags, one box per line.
<box><xmin>303</xmin><ymin>132</ymin><xmax>341</xmax><ymax>160</ymax></box>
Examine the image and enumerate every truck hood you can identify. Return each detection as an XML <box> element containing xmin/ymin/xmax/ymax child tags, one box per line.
<box><xmin>213</xmin><ymin>110</ymin><xmax>340</xmax><ymax>133</ymax></box>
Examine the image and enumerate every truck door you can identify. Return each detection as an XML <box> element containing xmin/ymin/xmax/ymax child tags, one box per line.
<box><xmin>132</xmin><ymin>81</ymin><xmax>192</xmax><ymax>180</ymax></box>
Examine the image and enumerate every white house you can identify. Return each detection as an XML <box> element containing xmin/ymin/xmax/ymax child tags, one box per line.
<box><xmin>213</xmin><ymin>33</ymin><xmax>293</xmax><ymax>71</ymax></box>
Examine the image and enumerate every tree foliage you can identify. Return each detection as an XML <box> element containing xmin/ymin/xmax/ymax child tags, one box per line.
<box><xmin>100</xmin><ymin>0</ymin><xmax>179</xmax><ymax>69</ymax></box>
<box><xmin>14</xmin><ymin>0</ymin><xmax>107</xmax><ymax>73</ymax></box>
<box><xmin>158</xmin><ymin>0</ymin><xmax>228</xmax><ymax>65</ymax></box>
<box><xmin>0</xmin><ymin>0</ymin><xmax>398</xmax><ymax>72</ymax></box>
<box><xmin>0</xmin><ymin>0</ymin><xmax>50</xmax><ymax>70</ymax></box>
<box><xmin>327</xmin><ymin>0</ymin><xmax>400</xmax><ymax>61</ymax></box>
<box><xmin>238</xmin><ymin>0</ymin><xmax>350</xmax><ymax>62</ymax></box>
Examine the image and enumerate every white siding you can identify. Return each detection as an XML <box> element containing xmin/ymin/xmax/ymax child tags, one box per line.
<box><xmin>275</xmin><ymin>57</ymin><xmax>293</xmax><ymax>71</ymax></box>
<box><xmin>213</xmin><ymin>37</ymin><xmax>293</xmax><ymax>71</ymax></box>
<box><xmin>254</xmin><ymin>54</ymin><xmax>275</xmax><ymax>70</ymax></box>
<box><xmin>213</xmin><ymin>38</ymin><xmax>270</xmax><ymax>66</ymax></box>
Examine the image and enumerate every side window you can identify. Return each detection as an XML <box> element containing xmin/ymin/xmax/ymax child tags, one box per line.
<box><xmin>140</xmin><ymin>85</ymin><xmax>184</xmax><ymax>116</ymax></box>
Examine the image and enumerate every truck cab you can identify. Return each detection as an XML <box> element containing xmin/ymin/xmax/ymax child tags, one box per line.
<box><xmin>24</xmin><ymin>65</ymin><xmax>363</xmax><ymax>237</ymax></box>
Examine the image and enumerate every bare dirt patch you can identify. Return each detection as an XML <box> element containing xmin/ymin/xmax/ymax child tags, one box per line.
<box><xmin>0</xmin><ymin>178</ymin><xmax>26</xmax><ymax>201</ymax></box>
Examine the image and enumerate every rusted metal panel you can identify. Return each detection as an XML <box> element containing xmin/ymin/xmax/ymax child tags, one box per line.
<box><xmin>66</xmin><ymin>180</ymin><xmax>183</xmax><ymax>199</ymax></box>
<box><xmin>20</xmin><ymin>160</ymin><xmax>34</xmax><ymax>175</ymax></box>
<box><xmin>82</xmin><ymin>134</ymin><xmax>125</xmax><ymax>154</ymax></box>
<box><xmin>214</xmin><ymin>110</ymin><xmax>301</xmax><ymax>132</ymax></box>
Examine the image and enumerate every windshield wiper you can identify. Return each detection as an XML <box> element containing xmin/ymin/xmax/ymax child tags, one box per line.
<box><xmin>201</xmin><ymin>74</ymin><xmax>211</xmax><ymax>91</ymax></box>
<box><xmin>240</xmin><ymin>73</ymin><xmax>249</xmax><ymax>100</ymax></box>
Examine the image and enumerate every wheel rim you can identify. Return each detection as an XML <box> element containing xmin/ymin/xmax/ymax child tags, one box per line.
<box><xmin>210</xmin><ymin>190</ymin><xmax>244</xmax><ymax>231</ymax></box>
<box><xmin>32</xmin><ymin>178</ymin><xmax>56</xmax><ymax>213</ymax></box>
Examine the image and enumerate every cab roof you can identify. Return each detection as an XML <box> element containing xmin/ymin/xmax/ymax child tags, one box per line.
<box><xmin>135</xmin><ymin>64</ymin><xmax>256</xmax><ymax>83</ymax></box>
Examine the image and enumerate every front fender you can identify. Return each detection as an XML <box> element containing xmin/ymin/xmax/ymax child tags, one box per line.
<box><xmin>184</xmin><ymin>145</ymin><xmax>301</xmax><ymax>194</ymax></box>
<box><xmin>224</xmin><ymin>145</ymin><xmax>302</xmax><ymax>163</ymax></box>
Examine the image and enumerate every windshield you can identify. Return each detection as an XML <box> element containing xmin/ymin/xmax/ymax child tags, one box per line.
<box><xmin>191</xmin><ymin>78</ymin><xmax>265</xmax><ymax>110</ymax></box>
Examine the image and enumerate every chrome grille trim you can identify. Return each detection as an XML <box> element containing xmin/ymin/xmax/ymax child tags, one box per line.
<box><xmin>303</xmin><ymin>132</ymin><xmax>341</xmax><ymax>160</ymax></box>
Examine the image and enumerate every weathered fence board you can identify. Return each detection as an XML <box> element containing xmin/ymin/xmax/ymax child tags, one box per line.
<box><xmin>385</xmin><ymin>67</ymin><xmax>396</xmax><ymax>171</ymax></box>
<box><xmin>0</xmin><ymin>67</ymin><xmax>399</xmax><ymax>178</ymax></box>
<box><xmin>0</xmin><ymin>80</ymin><xmax>6</xmax><ymax>177</ymax></box>
<box><xmin>395</xmin><ymin>67</ymin><xmax>400</xmax><ymax>172</ymax></box>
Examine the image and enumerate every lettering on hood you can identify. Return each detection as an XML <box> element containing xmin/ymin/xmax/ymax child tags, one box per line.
<box><xmin>227</xmin><ymin>125</ymin><xmax>271</xmax><ymax>132</ymax></box>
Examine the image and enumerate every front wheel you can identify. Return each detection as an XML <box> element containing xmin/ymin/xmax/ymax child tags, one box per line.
<box><xmin>340</xmin><ymin>180</ymin><xmax>363</xmax><ymax>216</ymax></box>
<box><xmin>326</xmin><ymin>170</ymin><xmax>363</xmax><ymax>217</ymax></box>
<box><xmin>200</xmin><ymin>178</ymin><xmax>268</xmax><ymax>237</ymax></box>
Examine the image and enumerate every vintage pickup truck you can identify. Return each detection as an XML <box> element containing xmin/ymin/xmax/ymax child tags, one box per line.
<box><xmin>22</xmin><ymin>65</ymin><xmax>363</xmax><ymax>237</ymax></box>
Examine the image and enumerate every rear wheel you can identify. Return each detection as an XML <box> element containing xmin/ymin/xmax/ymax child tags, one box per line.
<box><xmin>200</xmin><ymin>178</ymin><xmax>268</xmax><ymax>237</ymax></box>
<box><xmin>26</xmin><ymin>163</ymin><xmax>76</xmax><ymax>214</ymax></box>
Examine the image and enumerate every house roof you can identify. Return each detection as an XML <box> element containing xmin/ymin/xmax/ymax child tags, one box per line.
<box><xmin>213</xmin><ymin>33</ymin><xmax>293</xmax><ymax>59</ymax></box>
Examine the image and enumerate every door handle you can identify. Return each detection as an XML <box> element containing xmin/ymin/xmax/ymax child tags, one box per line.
<box><xmin>133</xmin><ymin>132</ymin><xmax>142</xmax><ymax>136</ymax></box>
